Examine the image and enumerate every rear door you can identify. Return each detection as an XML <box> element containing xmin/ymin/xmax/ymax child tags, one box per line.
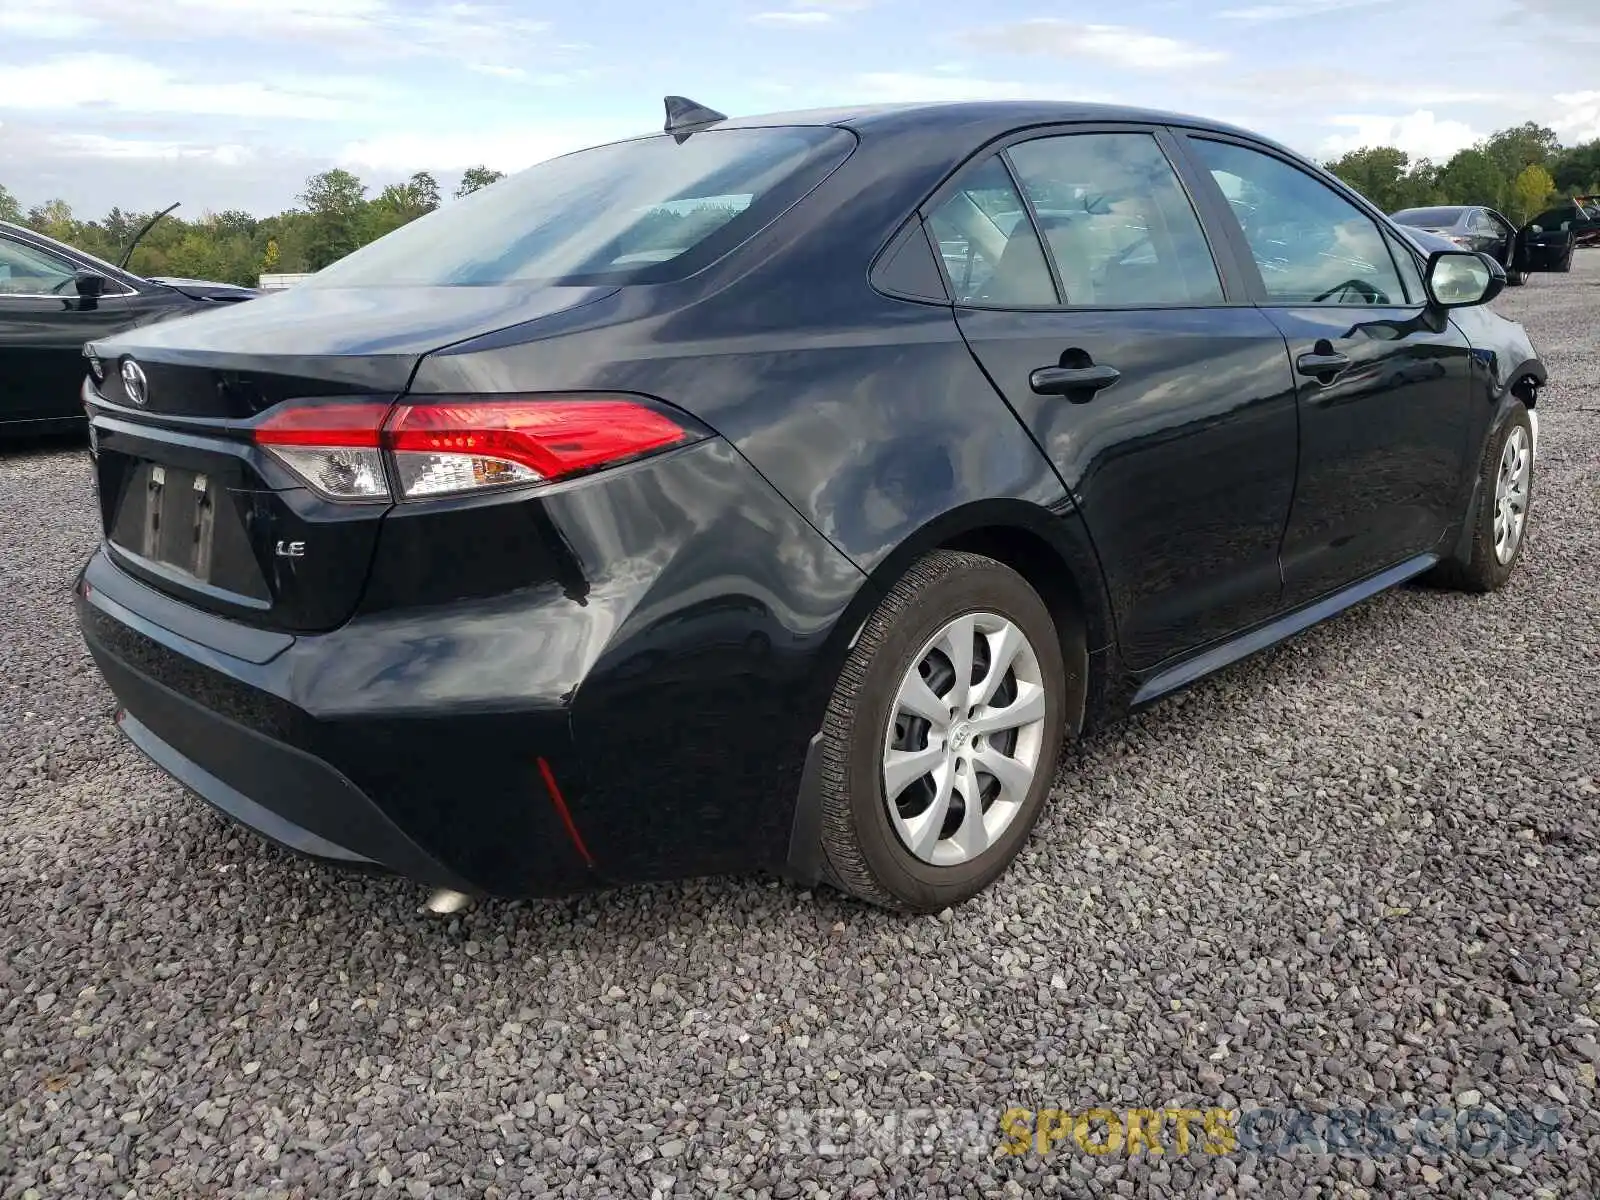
<box><xmin>927</xmin><ymin>126</ymin><xmax>1299</xmax><ymax>669</ymax></box>
<box><xmin>0</xmin><ymin>231</ymin><xmax>143</xmax><ymax>425</ymax></box>
<box><xmin>1173</xmin><ymin>134</ymin><xmax>1476</xmax><ymax>608</ymax></box>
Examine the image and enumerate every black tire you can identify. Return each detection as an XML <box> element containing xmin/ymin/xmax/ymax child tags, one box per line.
<box><xmin>1425</xmin><ymin>402</ymin><xmax>1534</xmax><ymax>593</ymax></box>
<box><xmin>1507</xmin><ymin>269</ymin><xmax>1527</xmax><ymax>286</ymax></box>
<box><xmin>817</xmin><ymin>550</ymin><xmax>1067</xmax><ymax>912</ymax></box>
<box><xmin>1557</xmin><ymin>249</ymin><xmax>1573</xmax><ymax>273</ymax></box>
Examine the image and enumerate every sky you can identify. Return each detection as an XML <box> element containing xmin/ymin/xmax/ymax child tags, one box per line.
<box><xmin>1</xmin><ymin>0</ymin><xmax>1597</xmax><ymax>217</ymax></box>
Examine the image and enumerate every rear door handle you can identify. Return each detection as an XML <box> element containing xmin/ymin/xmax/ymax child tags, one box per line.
<box><xmin>1029</xmin><ymin>363</ymin><xmax>1121</xmax><ymax>399</ymax></box>
<box><xmin>1295</xmin><ymin>349</ymin><xmax>1350</xmax><ymax>382</ymax></box>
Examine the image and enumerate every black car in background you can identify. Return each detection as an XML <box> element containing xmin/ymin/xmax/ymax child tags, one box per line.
<box><xmin>77</xmin><ymin>98</ymin><xmax>1546</xmax><ymax>913</ymax></box>
<box><xmin>1</xmin><ymin>219</ymin><xmax>257</xmax><ymax>434</ymax></box>
<box><xmin>1390</xmin><ymin>204</ymin><xmax>1575</xmax><ymax>280</ymax></box>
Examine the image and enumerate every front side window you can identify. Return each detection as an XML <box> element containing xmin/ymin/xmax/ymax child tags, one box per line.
<box><xmin>0</xmin><ymin>237</ymin><xmax>77</xmax><ymax>296</ymax></box>
<box><xmin>1005</xmin><ymin>132</ymin><xmax>1224</xmax><ymax>306</ymax></box>
<box><xmin>306</xmin><ymin>126</ymin><xmax>854</xmax><ymax>287</ymax></box>
<box><xmin>925</xmin><ymin>156</ymin><xmax>1057</xmax><ymax>306</ymax></box>
<box><xmin>1532</xmin><ymin>207</ymin><xmax>1575</xmax><ymax>230</ymax></box>
<box><xmin>1188</xmin><ymin>138</ymin><xmax>1407</xmax><ymax>306</ymax></box>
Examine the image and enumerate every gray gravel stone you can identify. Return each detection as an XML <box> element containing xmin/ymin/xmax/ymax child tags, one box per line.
<box><xmin>2</xmin><ymin>253</ymin><xmax>1597</xmax><ymax>1199</ymax></box>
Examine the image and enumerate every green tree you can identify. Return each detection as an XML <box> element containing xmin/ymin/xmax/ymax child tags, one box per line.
<box><xmin>455</xmin><ymin>165</ymin><xmax>505</xmax><ymax>197</ymax></box>
<box><xmin>373</xmin><ymin>171</ymin><xmax>442</xmax><ymax>224</ymax></box>
<box><xmin>299</xmin><ymin>168</ymin><xmax>369</xmax><ymax>270</ymax></box>
<box><xmin>1552</xmin><ymin>139</ymin><xmax>1600</xmax><ymax>193</ymax></box>
<box><xmin>1436</xmin><ymin>148</ymin><xmax>1505</xmax><ymax>208</ymax></box>
<box><xmin>26</xmin><ymin>199</ymin><xmax>77</xmax><ymax>242</ymax></box>
<box><xmin>1324</xmin><ymin>146</ymin><xmax>1439</xmax><ymax>212</ymax></box>
<box><xmin>0</xmin><ymin>184</ymin><xmax>21</xmax><ymax>224</ymax></box>
<box><xmin>1480</xmin><ymin>122</ymin><xmax>1560</xmax><ymax>181</ymax></box>
<box><xmin>1507</xmin><ymin>164</ymin><xmax>1556</xmax><ymax>224</ymax></box>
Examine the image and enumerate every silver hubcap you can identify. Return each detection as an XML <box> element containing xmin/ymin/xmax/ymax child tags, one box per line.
<box><xmin>1493</xmin><ymin>425</ymin><xmax>1531</xmax><ymax>564</ymax></box>
<box><xmin>882</xmin><ymin>612</ymin><xmax>1048</xmax><ymax>867</ymax></box>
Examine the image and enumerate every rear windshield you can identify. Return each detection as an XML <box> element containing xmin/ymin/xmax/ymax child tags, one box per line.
<box><xmin>306</xmin><ymin>126</ymin><xmax>854</xmax><ymax>288</ymax></box>
<box><xmin>1390</xmin><ymin>207</ymin><xmax>1466</xmax><ymax>226</ymax></box>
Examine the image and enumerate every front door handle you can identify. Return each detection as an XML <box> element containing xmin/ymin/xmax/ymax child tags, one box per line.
<box><xmin>1296</xmin><ymin>345</ymin><xmax>1350</xmax><ymax>383</ymax></box>
<box><xmin>1029</xmin><ymin>363</ymin><xmax>1121</xmax><ymax>399</ymax></box>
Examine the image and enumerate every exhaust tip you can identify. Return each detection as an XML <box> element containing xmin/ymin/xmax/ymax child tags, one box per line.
<box><xmin>423</xmin><ymin>888</ymin><xmax>475</xmax><ymax>916</ymax></box>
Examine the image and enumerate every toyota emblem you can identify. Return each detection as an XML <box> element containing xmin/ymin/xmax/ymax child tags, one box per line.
<box><xmin>121</xmin><ymin>359</ymin><xmax>148</xmax><ymax>407</ymax></box>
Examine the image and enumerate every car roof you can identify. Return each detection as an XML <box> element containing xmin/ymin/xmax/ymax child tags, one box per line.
<box><xmin>710</xmin><ymin>100</ymin><xmax>1315</xmax><ymax>167</ymax></box>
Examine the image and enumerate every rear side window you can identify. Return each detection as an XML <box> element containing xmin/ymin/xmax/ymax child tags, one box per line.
<box><xmin>1393</xmin><ymin>207</ymin><xmax>1465</xmax><ymax>227</ymax></box>
<box><xmin>926</xmin><ymin>156</ymin><xmax>1058</xmax><ymax>306</ymax></box>
<box><xmin>1006</xmin><ymin>132</ymin><xmax>1224</xmax><ymax>306</ymax></box>
<box><xmin>306</xmin><ymin>126</ymin><xmax>854</xmax><ymax>288</ymax></box>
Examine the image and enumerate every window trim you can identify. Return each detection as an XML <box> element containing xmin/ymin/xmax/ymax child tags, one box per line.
<box><xmin>914</xmin><ymin>121</ymin><xmax>1250</xmax><ymax>313</ymax></box>
<box><xmin>1168</xmin><ymin>130</ymin><xmax>1423</xmax><ymax>311</ymax></box>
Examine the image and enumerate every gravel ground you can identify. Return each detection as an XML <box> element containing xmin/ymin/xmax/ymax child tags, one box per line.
<box><xmin>2</xmin><ymin>257</ymin><xmax>1597</xmax><ymax>1200</ymax></box>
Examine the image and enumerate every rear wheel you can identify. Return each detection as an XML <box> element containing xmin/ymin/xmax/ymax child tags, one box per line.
<box><xmin>1507</xmin><ymin>268</ymin><xmax>1527</xmax><ymax>286</ymax></box>
<box><xmin>1426</xmin><ymin>403</ymin><xmax>1533</xmax><ymax>592</ymax></box>
<box><xmin>1557</xmin><ymin>249</ymin><xmax>1574</xmax><ymax>273</ymax></box>
<box><xmin>817</xmin><ymin>550</ymin><xmax>1067</xmax><ymax>912</ymax></box>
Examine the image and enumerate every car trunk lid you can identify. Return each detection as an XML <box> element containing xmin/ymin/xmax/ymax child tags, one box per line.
<box><xmin>86</xmin><ymin>283</ymin><xmax>618</xmax><ymax>633</ymax></box>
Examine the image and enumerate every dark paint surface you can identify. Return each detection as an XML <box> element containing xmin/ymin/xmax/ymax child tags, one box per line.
<box><xmin>1263</xmin><ymin>304</ymin><xmax>1475</xmax><ymax>606</ymax></box>
<box><xmin>73</xmin><ymin>100</ymin><xmax>1549</xmax><ymax>897</ymax></box>
<box><xmin>954</xmin><ymin>305</ymin><xmax>1299</xmax><ymax>669</ymax></box>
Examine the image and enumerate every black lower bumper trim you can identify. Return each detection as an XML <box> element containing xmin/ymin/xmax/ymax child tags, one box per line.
<box><xmin>119</xmin><ymin>711</ymin><xmax>376</xmax><ymax>865</ymax></box>
<box><xmin>91</xmin><ymin>642</ymin><xmax>475</xmax><ymax>892</ymax></box>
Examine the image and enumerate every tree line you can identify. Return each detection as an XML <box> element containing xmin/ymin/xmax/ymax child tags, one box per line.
<box><xmin>4</xmin><ymin>119</ymin><xmax>1597</xmax><ymax>289</ymax></box>
<box><xmin>0</xmin><ymin>165</ymin><xmax>505</xmax><ymax>287</ymax></box>
<box><xmin>1324</xmin><ymin>121</ymin><xmax>1600</xmax><ymax>222</ymax></box>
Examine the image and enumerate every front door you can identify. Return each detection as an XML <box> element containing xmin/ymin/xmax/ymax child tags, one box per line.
<box><xmin>1176</xmin><ymin>135</ymin><xmax>1477</xmax><ymax>608</ymax></box>
<box><xmin>0</xmin><ymin>233</ymin><xmax>136</xmax><ymax>425</ymax></box>
<box><xmin>924</xmin><ymin>129</ymin><xmax>1300</xmax><ymax>669</ymax></box>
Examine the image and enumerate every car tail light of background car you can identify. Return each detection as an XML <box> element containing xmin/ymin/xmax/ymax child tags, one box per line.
<box><xmin>253</xmin><ymin>395</ymin><xmax>699</xmax><ymax>502</ymax></box>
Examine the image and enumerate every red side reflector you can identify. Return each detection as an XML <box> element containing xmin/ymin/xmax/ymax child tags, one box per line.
<box><xmin>537</xmin><ymin>757</ymin><xmax>594</xmax><ymax>866</ymax></box>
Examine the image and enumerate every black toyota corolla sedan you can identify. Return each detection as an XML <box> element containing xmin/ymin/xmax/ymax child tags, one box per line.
<box><xmin>76</xmin><ymin>99</ymin><xmax>1545</xmax><ymax>912</ymax></box>
<box><xmin>1</xmin><ymin>219</ymin><xmax>257</xmax><ymax>433</ymax></box>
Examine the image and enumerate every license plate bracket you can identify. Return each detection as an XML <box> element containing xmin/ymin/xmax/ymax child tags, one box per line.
<box><xmin>122</xmin><ymin>462</ymin><xmax>218</xmax><ymax>583</ymax></box>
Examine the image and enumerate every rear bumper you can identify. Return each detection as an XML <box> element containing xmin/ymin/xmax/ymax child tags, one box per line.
<box><xmin>77</xmin><ymin>549</ymin><xmax>597</xmax><ymax>897</ymax></box>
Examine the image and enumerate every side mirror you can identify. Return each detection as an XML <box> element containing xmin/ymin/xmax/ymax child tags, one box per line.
<box><xmin>1424</xmin><ymin>250</ymin><xmax>1502</xmax><ymax>309</ymax></box>
<box><xmin>73</xmin><ymin>269</ymin><xmax>108</xmax><ymax>309</ymax></box>
<box><xmin>1529</xmin><ymin>224</ymin><xmax>1543</xmax><ymax>234</ymax></box>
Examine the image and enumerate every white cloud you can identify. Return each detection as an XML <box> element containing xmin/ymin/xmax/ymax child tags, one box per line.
<box><xmin>0</xmin><ymin>0</ymin><xmax>97</xmax><ymax>38</ymax></box>
<box><xmin>1219</xmin><ymin>0</ymin><xmax>1384</xmax><ymax>20</ymax></box>
<box><xmin>339</xmin><ymin>123</ymin><xmax>646</xmax><ymax>174</ymax></box>
<box><xmin>0</xmin><ymin>54</ymin><xmax>389</xmax><ymax>120</ymax></box>
<box><xmin>8</xmin><ymin>1</ymin><xmax>558</xmax><ymax>75</ymax></box>
<box><xmin>1552</xmin><ymin>90</ymin><xmax>1600</xmax><ymax>141</ymax></box>
<box><xmin>50</xmin><ymin>134</ymin><xmax>255</xmax><ymax>167</ymax></box>
<box><xmin>964</xmin><ymin>19</ymin><xmax>1226</xmax><ymax>70</ymax></box>
<box><xmin>750</xmin><ymin>11</ymin><xmax>836</xmax><ymax>25</ymax></box>
<box><xmin>1318</xmin><ymin>110</ymin><xmax>1482</xmax><ymax>161</ymax></box>
<box><xmin>854</xmin><ymin>73</ymin><xmax>1118</xmax><ymax>105</ymax></box>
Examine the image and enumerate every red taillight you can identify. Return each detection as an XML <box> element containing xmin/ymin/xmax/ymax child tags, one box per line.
<box><xmin>386</xmin><ymin>399</ymin><xmax>689</xmax><ymax>499</ymax></box>
<box><xmin>254</xmin><ymin>401</ymin><xmax>391</xmax><ymax>501</ymax></box>
<box><xmin>254</xmin><ymin>401</ymin><xmax>390</xmax><ymax>448</ymax></box>
<box><xmin>253</xmin><ymin>395</ymin><xmax>693</xmax><ymax>502</ymax></box>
